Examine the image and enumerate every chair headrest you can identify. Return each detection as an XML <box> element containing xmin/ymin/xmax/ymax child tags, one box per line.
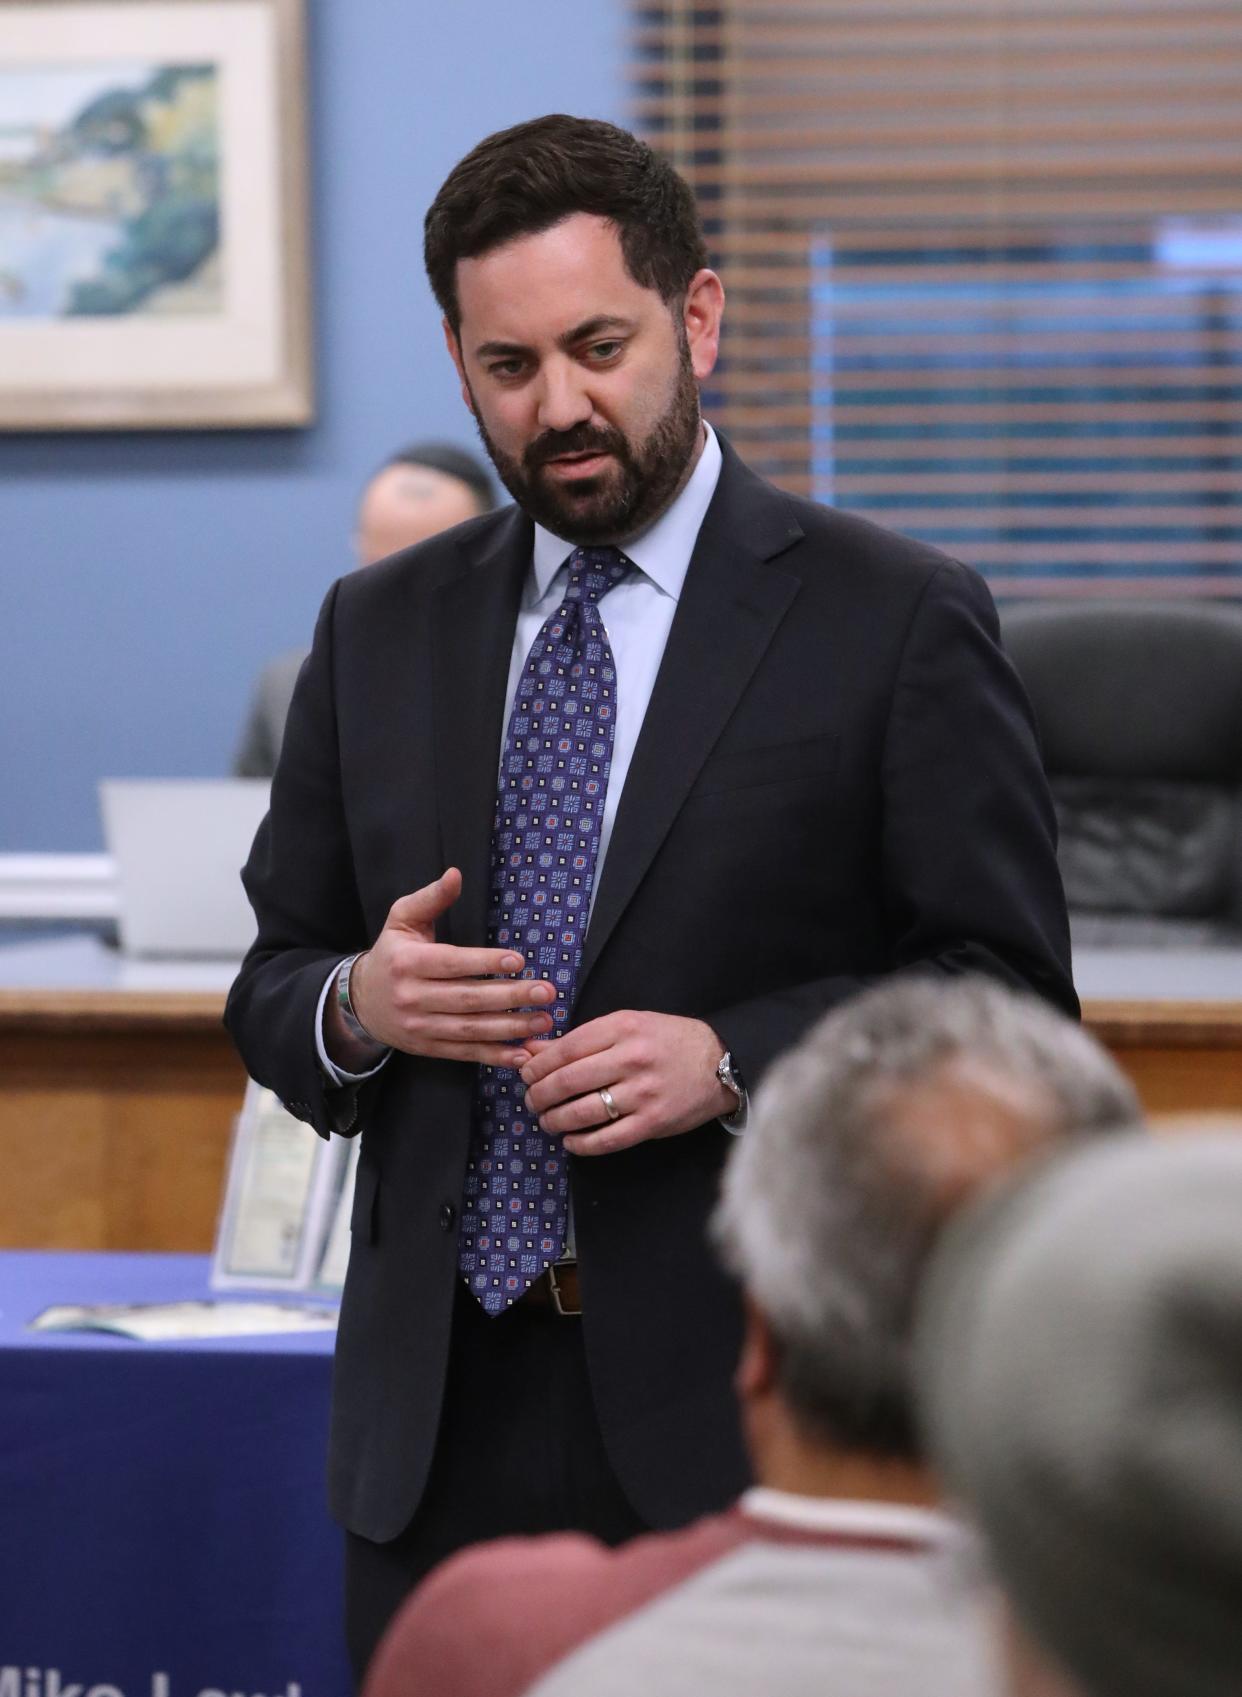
<box><xmin>999</xmin><ymin>602</ymin><xmax>1242</xmax><ymax>779</ymax></box>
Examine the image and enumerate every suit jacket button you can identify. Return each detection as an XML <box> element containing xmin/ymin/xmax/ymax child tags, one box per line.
<box><xmin>438</xmin><ymin>1201</ymin><xmax>457</xmax><ymax>1231</ymax></box>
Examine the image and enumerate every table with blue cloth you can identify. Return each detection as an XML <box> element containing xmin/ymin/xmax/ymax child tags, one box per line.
<box><xmin>0</xmin><ymin>1251</ymin><xmax>351</xmax><ymax>1696</ymax></box>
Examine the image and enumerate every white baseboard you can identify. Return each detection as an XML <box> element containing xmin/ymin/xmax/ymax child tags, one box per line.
<box><xmin>0</xmin><ymin>854</ymin><xmax>118</xmax><ymax>921</ymax></box>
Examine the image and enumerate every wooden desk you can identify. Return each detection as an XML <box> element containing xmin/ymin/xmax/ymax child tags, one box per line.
<box><xmin>0</xmin><ymin>937</ymin><xmax>244</xmax><ymax>1251</ymax></box>
<box><xmin>1082</xmin><ymin>1001</ymin><xmax>1242</xmax><ymax>1117</ymax></box>
<box><xmin>0</xmin><ymin>938</ymin><xmax>1238</xmax><ymax>1251</ymax></box>
<box><xmin>1075</xmin><ymin>946</ymin><xmax>1242</xmax><ymax>1117</ymax></box>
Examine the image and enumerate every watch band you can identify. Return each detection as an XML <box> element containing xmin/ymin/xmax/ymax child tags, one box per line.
<box><xmin>335</xmin><ymin>952</ymin><xmax>377</xmax><ymax>1045</ymax></box>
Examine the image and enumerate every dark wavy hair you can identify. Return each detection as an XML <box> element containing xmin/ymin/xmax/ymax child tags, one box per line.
<box><xmin>424</xmin><ymin>115</ymin><xmax>708</xmax><ymax>337</ymax></box>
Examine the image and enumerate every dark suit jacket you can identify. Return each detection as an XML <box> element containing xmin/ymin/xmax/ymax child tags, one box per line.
<box><xmin>225</xmin><ymin>437</ymin><xmax>1075</xmax><ymax>1543</ymax></box>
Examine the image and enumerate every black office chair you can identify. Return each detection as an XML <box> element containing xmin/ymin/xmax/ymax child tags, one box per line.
<box><xmin>1000</xmin><ymin>601</ymin><xmax>1242</xmax><ymax>947</ymax></box>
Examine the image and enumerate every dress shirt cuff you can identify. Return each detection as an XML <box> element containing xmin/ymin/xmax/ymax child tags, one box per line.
<box><xmin>315</xmin><ymin>960</ymin><xmax>392</xmax><ymax>1085</ymax></box>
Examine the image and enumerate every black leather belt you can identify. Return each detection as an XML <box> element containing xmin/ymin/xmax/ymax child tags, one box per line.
<box><xmin>524</xmin><ymin>1260</ymin><xmax>582</xmax><ymax>1316</ymax></box>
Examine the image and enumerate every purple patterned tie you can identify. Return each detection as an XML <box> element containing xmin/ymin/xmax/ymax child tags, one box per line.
<box><xmin>459</xmin><ymin>546</ymin><xmax>633</xmax><ymax>1314</ymax></box>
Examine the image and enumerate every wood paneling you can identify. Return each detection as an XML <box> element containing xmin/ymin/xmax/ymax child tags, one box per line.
<box><xmin>0</xmin><ymin>983</ymin><xmax>1237</xmax><ymax>1252</ymax></box>
<box><xmin>1084</xmin><ymin>1000</ymin><xmax>1242</xmax><ymax>1116</ymax></box>
<box><xmin>0</xmin><ymin>992</ymin><xmax>245</xmax><ymax>1252</ymax></box>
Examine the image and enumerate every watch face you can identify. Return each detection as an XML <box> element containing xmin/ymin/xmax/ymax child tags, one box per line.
<box><xmin>719</xmin><ymin>1052</ymin><xmax>744</xmax><ymax>1095</ymax></box>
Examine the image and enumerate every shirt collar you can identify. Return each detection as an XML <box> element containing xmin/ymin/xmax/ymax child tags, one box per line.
<box><xmin>739</xmin><ymin>1487</ymin><xmax>962</xmax><ymax>1548</ymax></box>
<box><xmin>529</xmin><ymin>422</ymin><xmax>722</xmax><ymax>606</ymax></box>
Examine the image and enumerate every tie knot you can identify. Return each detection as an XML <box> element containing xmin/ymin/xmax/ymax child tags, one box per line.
<box><xmin>565</xmin><ymin>546</ymin><xmax>633</xmax><ymax>605</ymax></box>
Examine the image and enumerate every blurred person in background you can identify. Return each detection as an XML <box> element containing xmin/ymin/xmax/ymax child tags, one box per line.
<box><xmin>917</xmin><ymin>1127</ymin><xmax>1242</xmax><ymax>1697</ymax></box>
<box><xmin>234</xmin><ymin>441</ymin><xmax>495</xmax><ymax>777</ymax></box>
<box><xmin>365</xmin><ymin>978</ymin><xmax>1139</xmax><ymax>1697</ymax></box>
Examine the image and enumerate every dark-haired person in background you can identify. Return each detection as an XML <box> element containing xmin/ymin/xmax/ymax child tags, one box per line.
<box><xmin>233</xmin><ymin>441</ymin><xmax>495</xmax><ymax>778</ymax></box>
<box><xmin>365</xmin><ymin>979</ymin><xmax>1135</xmax><ymax>1697</ymax></box>
<box><xmin>225</xmin><ymin>115</ymin><xmax>1077</xmax><ymax>1677</ymax></box>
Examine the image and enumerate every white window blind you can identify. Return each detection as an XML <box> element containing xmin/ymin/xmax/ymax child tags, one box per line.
<box><xmin>634</xmin><ymin>0</ymin><xmax>1242</xmax><ymax>596</ymax></box>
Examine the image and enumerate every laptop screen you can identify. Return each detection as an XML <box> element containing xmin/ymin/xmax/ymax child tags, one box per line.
<box><xmin>100</xmin><ymin>778</ymin><xmax>270</xmax><ymax>958</ymax></box>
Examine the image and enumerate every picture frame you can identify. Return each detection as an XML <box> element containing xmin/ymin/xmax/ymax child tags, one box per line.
<box><xmin>211</xmin><ymin>1080</ymin><xmax>351</xmax><ymax>1293</ymax></box>
<box><xmin>0</xmin><ymin>0</ymin><xmax>313</xmax><ymax>430</ymax></box>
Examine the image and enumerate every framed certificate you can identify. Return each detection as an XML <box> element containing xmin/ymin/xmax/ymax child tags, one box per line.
<box><xmin>313</xmin><ymin>1137</ymin><xmax>359</xmax><ymax>1294</ymax></box>
<box><xmin>211</xmin><ymin>1081</ymin><xmax>347</xmax><ymax>1291</ymax></box>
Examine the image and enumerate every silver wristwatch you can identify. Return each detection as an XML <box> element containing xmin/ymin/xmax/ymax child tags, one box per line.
<box><xmin>335</xmin><ymin>952</ymin><xmax>377</xmax><ymax>1045</ymax></box>
<box><xmin>715</xmin><ymin>1049</ymin><xmax>748</xmax><ymax>1124</ymax></box>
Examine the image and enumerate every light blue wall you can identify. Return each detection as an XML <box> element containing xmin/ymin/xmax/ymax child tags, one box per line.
<box><xmin>1</xmin><ymin>0</ymin><xmax>624</xmax><ymax>850</ymax></box>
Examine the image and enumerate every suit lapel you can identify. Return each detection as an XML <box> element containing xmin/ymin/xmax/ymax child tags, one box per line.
<box><xmin>431</xmin><ymin>506</ymin><xmax>531</xmax><ymax>947</ymax></box>
<box><xmin>579</xmin><ymin>444</ymin><xmax>804</xmax><ymax>986</ymax></box>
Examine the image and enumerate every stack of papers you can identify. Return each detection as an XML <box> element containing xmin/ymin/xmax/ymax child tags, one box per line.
<box><xmin>31</xmin><ymin>1300</ymin><xmax>339</xmax><ymax>1341</ymax></box>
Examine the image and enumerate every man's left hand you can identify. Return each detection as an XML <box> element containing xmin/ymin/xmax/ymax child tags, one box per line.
<box><xmin>518</xmin><ymin>1011</ymin><xmax>735</xmax><ymax>1155</ymax></box>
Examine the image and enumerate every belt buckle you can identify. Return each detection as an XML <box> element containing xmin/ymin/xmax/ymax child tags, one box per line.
<box><xmin>546</xmin><ymin>1260</ymin><xmax>581</xmax><ymax>1317</ymax></box>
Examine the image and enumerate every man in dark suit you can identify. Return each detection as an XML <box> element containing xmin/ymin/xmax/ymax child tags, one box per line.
<box><xmin>225</xmin><ymin>114</ymin><xmax>1076</xmax><ymax>1680</ymax></box>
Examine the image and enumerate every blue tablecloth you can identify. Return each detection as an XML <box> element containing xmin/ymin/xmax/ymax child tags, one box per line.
<box><xmin>0</xmin><ymin>1251</ymin><xmax>350</xmax><ymax>1695</ymax></box>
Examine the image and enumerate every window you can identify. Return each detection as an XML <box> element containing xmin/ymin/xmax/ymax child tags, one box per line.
<box><xmin>634</xmin><ymin>1</ymin><xmax>1242</xmax><ymax>596</ymax></box>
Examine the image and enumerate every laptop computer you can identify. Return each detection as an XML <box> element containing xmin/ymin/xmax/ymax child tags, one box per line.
<box><xmin>99</xmin><ymin>778</ymin><xmax>270</xmax><ymax>958</ymax></box>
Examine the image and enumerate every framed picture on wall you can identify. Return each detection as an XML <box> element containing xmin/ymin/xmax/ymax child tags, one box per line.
<box><xmin>0</xmin><ymin>0</ymin><xmax>313</xmax><ymax>430</ymax></box>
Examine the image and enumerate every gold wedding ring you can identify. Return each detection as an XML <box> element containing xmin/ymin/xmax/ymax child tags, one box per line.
<box><xmin>597</xmin><ymin>1086</ymin><xmax>622</xmax><ymax>1123</ymax></box>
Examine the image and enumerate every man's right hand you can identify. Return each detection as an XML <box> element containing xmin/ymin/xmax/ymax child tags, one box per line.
<box><xmin>323</xmin><ymin>867</ymin><xmax>554</xmax><ymax>1072</ymax></box>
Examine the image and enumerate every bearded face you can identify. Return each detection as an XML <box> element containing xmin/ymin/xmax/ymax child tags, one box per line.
<box><xmin>450</xmin><ymin>214</ymin><xmax>717</xmax><ymax>547</ymax></box>
<box><xmin>470</xmin><ymin>337</ymin><xmax>701</xmax><ymax>545</ymax></box>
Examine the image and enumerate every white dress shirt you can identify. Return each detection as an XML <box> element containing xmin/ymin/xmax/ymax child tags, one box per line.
<box><xmin>739</xmin><ymin>1488</ymin><xmax>965</xmax><ymax>1550</ymax></box>
<box><xmin>317</xmin><ymin>425</ymin><xmax>724</xmax><ymax>1090</ymax></box>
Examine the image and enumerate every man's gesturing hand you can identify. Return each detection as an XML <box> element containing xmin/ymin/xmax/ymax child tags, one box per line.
<box><xmin>329</xmin><ymin>868</ymin><xmax>555</xmax><ymax>1069</ymax></box>
<box><xmin>518</xmin><ymin>1011</ymin><xmax>736</xmax><ymax>1156</ymax></box>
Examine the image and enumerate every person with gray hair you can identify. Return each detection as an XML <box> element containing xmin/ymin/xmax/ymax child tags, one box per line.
<box><xmin>362</xmin><ymin>975</ymin><xmax>1140</xmax><ymax>1697</ymax></box>
<box><xmin>713</xmin><ymin>971</ymin><xmax>1141</xmax><ymax>1465</ymax></box>
<box><xmin>916</xmin><ymin>1127</ymin><xmax>1242</xmax><ymax>1697</ymax></box>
